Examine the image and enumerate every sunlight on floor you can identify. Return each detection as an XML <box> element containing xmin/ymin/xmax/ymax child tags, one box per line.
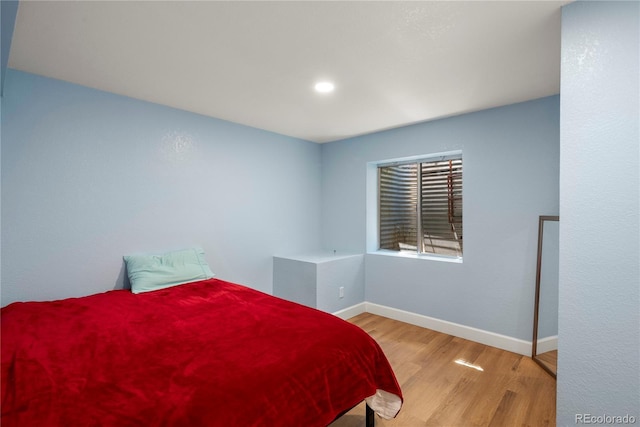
<box><xmin>454</xmin><ymin>359</ymin><xmax>484</xmax><ymax>371</ymax></box>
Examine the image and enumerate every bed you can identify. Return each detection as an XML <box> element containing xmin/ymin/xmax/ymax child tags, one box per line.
<box><xmin>1</xmin><ymin>270</ymin><xmax>402</xmax><ymax>426</ymax></box>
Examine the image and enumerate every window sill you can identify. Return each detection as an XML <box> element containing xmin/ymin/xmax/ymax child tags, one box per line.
<box><xmin>368</xmin><ymin>249</ymin><xmax>463</xmax><ymax>264</ymax></box>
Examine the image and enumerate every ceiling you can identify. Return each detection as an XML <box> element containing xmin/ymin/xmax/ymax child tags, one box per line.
<box><xmin>8</xmin><ymin>1</ymin><xmax>566</xmax><ymax>143</ymax></box>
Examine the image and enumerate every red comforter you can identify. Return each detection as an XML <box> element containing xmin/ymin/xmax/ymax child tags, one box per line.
<box><xmin>1</xmin><ymin>279</ymin><xmax>401</xmax><ymax>426</ymax></box>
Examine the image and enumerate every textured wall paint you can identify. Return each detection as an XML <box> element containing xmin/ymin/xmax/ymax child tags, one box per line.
<box><xmin>321</xmin><ymin>96</ymin><xmax>560</xmax><ymax>341</ymax></box>
<box><xmin>558</xmin><ymin>1</ymin><xmax>639</xmax><ymax>423</ymax></box>
<box><xmin>1</xmin><ymin>70</ymin><xmax>322</xmax><ymax>305</ymax></box>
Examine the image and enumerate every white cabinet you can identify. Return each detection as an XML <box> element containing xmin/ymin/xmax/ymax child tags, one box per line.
<box><xmin>273</xmin><ymin>253</ymin><xmax>364</xmax><ymax>313</ymax></box>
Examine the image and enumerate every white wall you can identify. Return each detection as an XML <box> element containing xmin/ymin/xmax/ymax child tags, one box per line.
<box><xmin>1</xmin><ymin>70</ymin><xmax>323</xmax><ymax>305</ymax></box>
<box><xmin>558</xmin><ymin>1</ymin><xmax>639</xmax><ymax>423</ymax></box>
<box><xmin>321</xmin><ymin>96</ymin><xmax>560</xmax><ymax>341</ymax></box>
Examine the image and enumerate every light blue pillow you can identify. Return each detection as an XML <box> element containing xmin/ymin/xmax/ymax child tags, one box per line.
<box><xmin>124</xmin><ymin>247</ymin><xmax>215</xmax><ymax>294</ymax></box>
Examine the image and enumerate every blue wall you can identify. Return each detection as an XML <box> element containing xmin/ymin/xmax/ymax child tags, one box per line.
<box><xmin>0</xmin><ymin>0</ymin><xmax>19</xmax><ymax>289</ymax></box>
<box><xmin>1</xmin><ymin>71</ymin><xmax>560</xmax><ymax>347</ymax></box>
<box><xmin>558</xmin><ymin>1</ymin><xmax>639</xmax><ymax>423</ymax></box>
<box><xmin>1</xmin><ymin>70</ymin><xmax>322</xmax><ymax>305</ymax></box>
<box><xmin>1</xmin><ymin>0</ymin><xmax>19</xmax><ymax>96</ymax></box>
<box><xmin>321</xmin><ymin>96</ymin><xmax>560</xmax><ymax>341</ymax></box>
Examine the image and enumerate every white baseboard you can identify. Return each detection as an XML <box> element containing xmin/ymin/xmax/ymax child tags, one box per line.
<box><xmin>332</xmin><ymin>302</ymin><xmax>366</xmax><ymax>320</ymax></box>
<box><xmin>536</xmin><ymin>335</ymin><xmax>558</xmax><ymax>354</ymax></box>
<box><xmin>334</xmin><ymin>302</ymin><xmax>532</xmax><ymax>356</ymax></box>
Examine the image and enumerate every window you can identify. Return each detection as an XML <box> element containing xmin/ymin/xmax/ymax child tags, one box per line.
<box><xmin>379</xmin><ymin>154</ymin><xmax>462</xmax><ymax>258</ymax></box>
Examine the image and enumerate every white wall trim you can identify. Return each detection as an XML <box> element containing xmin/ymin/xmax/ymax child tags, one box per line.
<box><xmin>332</xmin><ymin>302</ymin><xmax>366</xmax><ymax>320</ymax></box>
<box><xmin>536</xmin><ymin>335</ymin><xmax>558</xmax><ymax>354</ymax></box>
<box><xmin>333</xmin><ymin>302</ymin><xmax>532</xmax><ymax>356</ymax></box>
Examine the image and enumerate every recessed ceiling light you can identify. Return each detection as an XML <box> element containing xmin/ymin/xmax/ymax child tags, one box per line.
<box><xmin>314</xmin><ymin>81</ymin><xmax>335</xmax><ymax>93</ymax></box>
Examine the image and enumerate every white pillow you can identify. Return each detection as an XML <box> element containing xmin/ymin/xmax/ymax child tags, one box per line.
<box><xmin>124</xmin><ymin>247</ymin><xmax>215</xmax><ymax>294</ymax></box>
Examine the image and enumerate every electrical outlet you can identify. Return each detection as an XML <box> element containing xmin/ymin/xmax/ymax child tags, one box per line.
<box><xmin>339</xmin><ymin>286</ymin><xmax>344</xmax><ymax>298</ymax></box>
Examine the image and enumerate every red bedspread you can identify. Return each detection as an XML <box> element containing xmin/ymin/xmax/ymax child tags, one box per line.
<box><xmin>1</xmin><ymin>279</ymin><xmax>402</xmax><ymax>426</ymax></box>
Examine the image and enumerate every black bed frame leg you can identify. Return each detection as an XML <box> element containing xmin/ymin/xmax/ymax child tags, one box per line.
<box><xmin>365</xmin><ymin>404</ymin><xmax>375</xmax><ymax>427</ymax></box>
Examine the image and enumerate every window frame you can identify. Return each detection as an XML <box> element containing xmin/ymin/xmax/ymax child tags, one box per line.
<box><xmin>377</xmin><ymin>152</ymin><xmax>463</xmax><ymax>261</ymax></box>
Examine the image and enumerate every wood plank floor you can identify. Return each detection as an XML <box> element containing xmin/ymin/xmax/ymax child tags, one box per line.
<box><xmin>535</xmin><ymin>350</ymin><xmax>558</xmax><ymax>377</ymax></box>
<box><xmin>330</xmin><ymin>313</ymin><xmax>556</xmax><ymax>427</ymax></box>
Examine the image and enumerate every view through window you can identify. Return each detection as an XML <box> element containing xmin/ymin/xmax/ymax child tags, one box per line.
<box><xmin>379</xmin><ymin>155</ymin><xmax>462</xmax><ymax>258</ymax></box>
